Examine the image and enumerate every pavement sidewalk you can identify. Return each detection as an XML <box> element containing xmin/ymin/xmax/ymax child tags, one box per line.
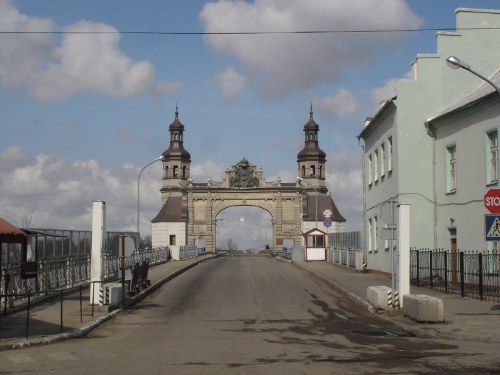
<box><xmin>0</xmin><ymin>256</ymin><xmax>211</xmax><ymax>351</ymax></box>
<box><xmin>293</xmin><ymin>260</ymin><xmax>500</xmax><ymax>344</ymax></box>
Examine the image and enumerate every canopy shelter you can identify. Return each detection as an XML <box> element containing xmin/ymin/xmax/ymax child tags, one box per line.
<box><xmin>0</xmin><ymin>217</ymin><xmax>26</xmax><ymax>244</ymax></box>
<box><xmin>0</xmin><ymin>218</ymin><xmax>28</xmax><ymax>297</ymax></box>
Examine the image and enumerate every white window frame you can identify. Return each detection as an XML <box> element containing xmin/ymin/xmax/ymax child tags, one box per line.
<box><xmin>387</xmin><ymin>136</ymin><xmax>393</xmax><ymax>173</ymax></box>
<box><xmin>374</xmin><ymin>149</ymin><xmax>379</xmax><ymax>182</ymax></box>
<box><xmin>373</xmin><ymin>216</ymin><xmax>378</xmax><ymax>252</ymax></box>
<box><xmin>368</xmin><ymin>218</ymin><xmax>373</xmax><ymax>252</ymax></box>
<box><xmin>487</xmin><ymin>130</ymin><xmax>498</xmax><ymax>184</ymax></box>
<box><xmin>368</xmin><ymin>154</ymin><xmax>373</xmax><ymax>186</ymax></box>
<box><xmin>380</xmin><ymin>143</ymin><xmax>385</xmax><ymax>178</ymax></box>
<box><xmin>446</xmin><ymin>144</ymin><xmax>457</xmax><ymax>193</ymax></box>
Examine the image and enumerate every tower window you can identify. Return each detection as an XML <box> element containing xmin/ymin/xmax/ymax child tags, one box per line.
<box><xmin>301</xmin><ymin>165</ymin><xmax>306</xmax><ymax>178</ymax></box>
<box><xmin>182</xmin><ymin>165</ymin><xmax>187</xmax><ymax>179</ymax></box>
<box><xmin>310</xmin><ymin>165</ymin><xmax>315</xmax><ymax>176</ymax></box>
<box><xmin>173</xmin><ymin>165</ymin><xmax>178</xmax><ymax>177</ymax></box>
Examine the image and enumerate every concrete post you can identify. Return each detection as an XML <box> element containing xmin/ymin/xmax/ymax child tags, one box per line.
<box><xmin>397</xmin><ymin>204</ymin><xmax>410</xmax><ymax>308</ymax></box>
<box><xmin>90</xmin><ymin>201</ymin><xmax>106</xmax><ymax>305</ymax></box>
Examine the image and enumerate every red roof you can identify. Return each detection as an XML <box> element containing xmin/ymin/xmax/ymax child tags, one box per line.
<box><xmin>0</xmin><ymin>217</ymin><xmax>26</xmax><ymax>243</ymax></box>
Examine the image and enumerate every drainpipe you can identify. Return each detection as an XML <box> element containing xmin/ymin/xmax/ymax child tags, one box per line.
<box><xmin>357</xmin><ymin>135</ymin><xmax>368</xmax><ymax>267</ymax></box>
<box><xmin>424</xmin><ymin>120</ymin><xmax>438</xmax><ymax>249</ymax></box>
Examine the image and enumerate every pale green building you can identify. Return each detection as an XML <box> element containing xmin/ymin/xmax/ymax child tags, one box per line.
<box><xmin>358</xmin><ymin>8</ymin><xmax>500</xmax><ymax>273</ymax></box>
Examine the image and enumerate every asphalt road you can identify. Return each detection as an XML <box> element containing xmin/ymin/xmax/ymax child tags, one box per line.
<box><xmin>1</xmin><ymin>254</ymin><xmax>500</xmax><ymax>374</ymax></box>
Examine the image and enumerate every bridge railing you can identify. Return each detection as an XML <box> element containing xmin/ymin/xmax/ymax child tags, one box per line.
<box><xmin>0</xmin><ymin>247</ymin><xmax>170</xmax><ymax>313</ymax></box>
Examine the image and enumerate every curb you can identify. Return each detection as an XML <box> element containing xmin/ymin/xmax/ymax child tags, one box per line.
<box><xmin>0</xmin><ymin>256</ymin><xmax>215</xmax><ymax>351</ymax></box>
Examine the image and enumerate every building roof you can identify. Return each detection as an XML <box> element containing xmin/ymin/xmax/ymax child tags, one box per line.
<box><xmin>0</xmin><ymin>217</ymin><xmax>26</xmax><ymax>244</ymax></box>
<box><xmin>303</xmin><ymin>194</ymin><xmax>346</xmax><ymax>223</ymax></box>
<box><xmin>357</xmin><ymin>97</ymin><xmax>397</xmax><ymax>140</ymax></box>
<box><xmin>151</xmin><ymin>196</ymin><xmax>187</xmax><ymax>223</ymax></box>
<box><xmin>426</xmin><ymin>69</ymin><xmax>500</xmax><ymax>125</ymax></box>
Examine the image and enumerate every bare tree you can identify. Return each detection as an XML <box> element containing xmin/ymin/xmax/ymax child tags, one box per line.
<box><xmin>21</xmin><ymin>205</ymin><xmax>38</xmax><ymax>228</ymax></box>
<box><xmin>225</xmin><ymin>238</ymin><xmax>238</xmax><ymax>253</ymax></box>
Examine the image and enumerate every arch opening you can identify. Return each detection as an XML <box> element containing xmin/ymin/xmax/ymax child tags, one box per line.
<box><xmin>215</xmin><ymin>206</ymin><xmax>272</xmax><ymax>253</ymax></box>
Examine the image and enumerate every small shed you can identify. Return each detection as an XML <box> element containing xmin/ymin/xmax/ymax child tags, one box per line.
<box><xmin>0</xmin><ymin>218</ymin><xmax>27</xmax><ymax>292</ymax></box>
<box><xmin>303</xmin><ymin>228</ymin><xmax>327</xmax><ymax>261</ymax></box>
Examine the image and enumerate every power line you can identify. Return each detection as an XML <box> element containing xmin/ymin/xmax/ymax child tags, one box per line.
<box><xmin>1</xmin><ymin>26</ymin><xmax>500</xmax><ymax>36</ymax></box>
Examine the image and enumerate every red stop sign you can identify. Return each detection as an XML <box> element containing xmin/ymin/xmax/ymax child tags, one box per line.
<box><xmin>484</xmin><ymin>189</ymin><xmax>500</xmax><ymax>214</ymax></box>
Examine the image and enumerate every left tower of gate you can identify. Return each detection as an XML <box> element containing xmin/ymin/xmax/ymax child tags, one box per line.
<box><xmin>151</xmin><ymin>106</ymin><xmax>191</xmax><ymax>256</ymax></box>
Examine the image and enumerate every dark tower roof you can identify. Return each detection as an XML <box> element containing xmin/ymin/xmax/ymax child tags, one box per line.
<box><xmin>297</xmin><ymin>105</ymin><xmax>326</xmax><ymax>162</ymax></box>
<box><xmin>162</xmin><ymin>105</ymin><xmax>191</xmax><ymax>161</ymax></box>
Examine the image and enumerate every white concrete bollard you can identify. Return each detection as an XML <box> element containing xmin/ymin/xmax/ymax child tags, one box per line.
<box><xmin>367</xmin><ymin>286</ymin><xmax>394</xmax><ymax>309</ymax></box>
<box><xmin>403</xmin><ymin>294</ymin><xmax>444</xmax><ymax>322</ymax></box>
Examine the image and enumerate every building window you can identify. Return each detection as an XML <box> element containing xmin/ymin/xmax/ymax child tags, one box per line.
<box><xmin>446</xmin><ymin>145</ymin><xmax>457</xmax><ymax>193</ymax></box>
<box><xmin>173</xmin><ymin>165</ymin><xmax>178</xmax><ymax>178</ymax></box>
<box><xmin>384</xmin><ymin>223</ymin><xmax>389</xmax><ymax>251</ymax></box>
<box><xmin>368</xmin><ymin>154</ymin><xmax>373</xmax><ymax>186</ymax></box>
<box><xmin>373</xmin><ymin>216</ymin><xmax>378</xmax><ymax>252</ymax></box>
<box><xmin>487</xmin><ymin>130</ymin><xmax>498</xmax><ymax>184</ymax></box>
<box><xmin>380</xmin><ymin>143</ymin><xmax>385</xmax><ymax>178</ymax></box>
<box><xmin>387</xmin><ymin>136</ymin><xmax>393</xmax><ymax>172</ymax></box>
<box><xmin>374</xmin><ymin>149</ymin><xmax>379</xmax><ymax>182</ymax></box>
<box><xmin>169</xmin><ymin>235</ymin><xmax>176</xmax><ymax>246</ymax></box>
<box><xmin>307</xmin><ymin>235</ymin><xmax>324</xmax><ymax>247</ymax></box>
<box><xmin>310</xmin><ymin>165</ymin><xmax>315</xmax><ymax>177</ymax></box>
<box><xmin>368</xmin><ymin>218</ymin><xmax>373</xmax><ymax>252</ymax></box>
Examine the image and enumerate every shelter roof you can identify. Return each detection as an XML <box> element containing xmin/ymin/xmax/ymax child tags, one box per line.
<box><xmin>0</xmin><ymin>217</ymin><xmax>26</xmax><ymax>244</ymax></box>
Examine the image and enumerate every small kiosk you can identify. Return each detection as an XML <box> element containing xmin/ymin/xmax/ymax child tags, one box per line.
<box><xmin>303</xmin><ymin>228</ymin><xmax>326</xmax><ymax>261</ymax></box>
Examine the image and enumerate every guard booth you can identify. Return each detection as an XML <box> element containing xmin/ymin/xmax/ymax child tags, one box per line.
<box><xmin>303</xmin><ymin>228</ymin><xmax>327</xmax><ymax>261</ymax></box>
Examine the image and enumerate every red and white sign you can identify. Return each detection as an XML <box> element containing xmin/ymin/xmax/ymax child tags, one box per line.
<box><xmin>484</xmin><ymin>189</ymin><xmax>500</xmax><ymax>214</ymax></box>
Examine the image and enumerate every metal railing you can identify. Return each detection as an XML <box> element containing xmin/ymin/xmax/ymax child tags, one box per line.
<box><xmin>411</xmin><ymin>249</ymin><xmax>500</xmax><ymax>302</ymax></box>
<box><xmin>179</xmin><ymin>245</ymin><xmax>213</xmax><ymax>260</ymax></box>
<box><xmin>1</xmin><ymin>247</ymin><xmax>170</xmax><ymax>313</ymax></box>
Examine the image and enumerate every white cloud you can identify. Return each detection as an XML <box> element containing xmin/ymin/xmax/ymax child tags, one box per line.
<box><xmin>0</xmin><ymin>0</ymin><xmax>53</xmax><ymax>89</ymax></box>
<box><xmin>215</xmin><ymin>66</ymin><xmax>247</xmax><ymax>100</ymax></box>
<box><xmin>325</xmin><ymin>148</ymin><xmax>363</xmax><ymax>230</ymax></box>
<box><xmin>0</xmin><ymin>147</ymin><xmax>164</xmax><ymax>234</ymax></box>
<box><xmin>317</xmin><ymin>89</ymin><xmax>360</xmax><ymax>118</ymax></box>
<box><xmin>190</xmin><ymin>160</ymin><xmax>227</xmax><ymax>182</ymax></box>
<box><xmin>0</xmin><ymin>1</ymin><xmax>180</xmax><ymax>100</ymax></box>
<box><xmin>200</xmin><ymin>0</ymin><xmax>423</xmax><ymax>97</ymax></box>
<box><xmin>31</xmin><ymin>20</ymin><xmax>180</xmax><ymax>101</ymax></box>
<box><xmin>370</xmin><ymin>71</ymin><xmax>413</xmax><ymax>112</ymax></box>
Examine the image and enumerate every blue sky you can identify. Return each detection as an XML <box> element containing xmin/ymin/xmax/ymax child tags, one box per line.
<box><xmin>1</xmin><ymin>0</ymin><xmax>500</xmax><ymax>249</ymax></box>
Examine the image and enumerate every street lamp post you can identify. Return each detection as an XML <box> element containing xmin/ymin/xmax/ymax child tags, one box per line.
<box><xmin>137</xmin><ymin>156</ymin><xmax>164</xmax><ymax>236</ymax></box>
<box><xmin>446</xmin><ymin>56</ymin><xmax>500</xmax><ymax>94</ymax></box>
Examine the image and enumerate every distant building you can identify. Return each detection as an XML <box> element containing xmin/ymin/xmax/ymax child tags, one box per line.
<box><xmin>151</xmin><ymin>106</ymin><xmax>345</xmax><ymax>256</ymax></box>
<box><xmin>358</xmin><ymin>8</ymin><xmax>500</xmax><ymax>273</ymax></box>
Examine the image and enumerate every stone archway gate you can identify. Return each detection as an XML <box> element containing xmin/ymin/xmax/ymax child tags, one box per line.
<box><xmin>186</xmin><ymin>159</ymin><xmax>303</xmax><ymax>252</ymax></box>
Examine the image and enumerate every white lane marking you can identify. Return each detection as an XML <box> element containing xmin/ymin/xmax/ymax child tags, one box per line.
<box><xmin>5</xmin><ymin>353</ymin><xmax>36</xmax><ymax>364</ymax></box>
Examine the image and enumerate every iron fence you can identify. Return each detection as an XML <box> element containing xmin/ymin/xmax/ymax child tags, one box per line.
<box><xmin>411</xmin><ymin>249</ymin><xmax>500</xmax><ymax>302</ymax></box>
<box><xmin>1</xmin><ymin>247</ymin><xmax>169</xmax><ymax>313</ymax></box>
<box><xmin>328</xmin><ymin>231</ymin><xmax>363</xmax><ymax>250</ymax></box>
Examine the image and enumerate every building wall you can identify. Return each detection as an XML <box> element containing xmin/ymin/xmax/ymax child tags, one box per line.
<box><xmin>361</xmin><ymin>8</ymin><xmax>500</xmax><ymax>272</ymax></box>
<box><xmin>363</xmin><ymin>105</ymin><xmax>399</xmax><ymax>273</ymax></box>
<box><xmin>151</xmin><ymin>222</ymin><xmax>186</xmax><ymax>259</ymax></box>
<box><xmin>434</xmin><ymin>99</ymin><xmax>500</xmax><ymax>251</ymax></box>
